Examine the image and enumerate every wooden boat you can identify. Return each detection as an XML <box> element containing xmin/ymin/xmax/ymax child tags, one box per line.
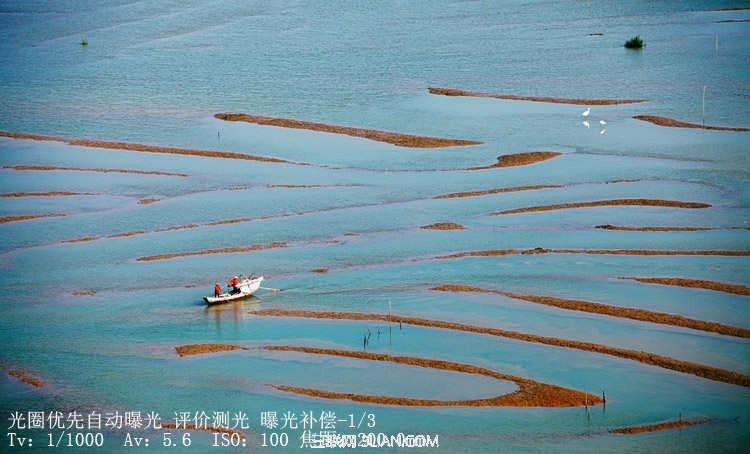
<box><xmin>203</xmin><ymin>274</ymin><xmax>264</xmax><ymax>304</ymax></box>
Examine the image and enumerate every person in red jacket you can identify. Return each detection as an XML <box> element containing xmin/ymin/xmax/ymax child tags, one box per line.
<box><xmin>228</xmin><ymin>276</ymin><xmax>240</xmax><ymax>294</ymax></box>
<box><xmin>214</xmin><ymin>283</ymin><xmax>222</xmax><ymax>297</ymax></box>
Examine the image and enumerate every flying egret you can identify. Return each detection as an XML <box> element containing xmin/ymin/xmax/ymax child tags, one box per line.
<box><xmin>582</xmin><ymin>107</ymin><xmax>590</xmax><ymax>117</ymax></box>
<box><xmin>582</xmin><ymin>120</ymin><xmax>590</xmax><ymax>129</ymax></box>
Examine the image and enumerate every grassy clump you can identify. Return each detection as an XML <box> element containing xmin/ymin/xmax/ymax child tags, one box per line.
<box><xmin>624</xmin><ymin>36</ymin><xmax>644</xmax><ymax>48</ymax></box>
<box><xmin>80</xmin><ymin>39</ymin><xmax>88</xmax><ymax>46</ymax></box>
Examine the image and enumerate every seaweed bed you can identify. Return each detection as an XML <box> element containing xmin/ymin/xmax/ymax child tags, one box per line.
<box><xmin>492</xmin><ymin>199</ymin><xmax>711</xmax><ymax>215</ymax></box>
<box><xmin>428</xmin><ymin>87</ymin><xmax>648</xmax><ymax>105</ymax></box>
<box><xmin>0</xmin><ymin>132</ymin><xmax>295</xmax><ymax>164</ymax></box>
<box><xmin>251</xmin><ymin>309</ymin><xmax>750</xmax><ymax>388</ymax></box>
<box><xmin>609</xmin><ymin>419</ymin><xmax>710</xmax><ymax>434</ymax></box>
<box><xmin>633</xmin><ymin>115</ymin><xmax>750</xmax><ymax>132</ymax></box>
<box><xmin>174</xmin><ymin>344</ymin><xmax>601</xmax><ymax>407</ymax></box>
<box><xmin>8</xmin><ymin>369</ymin><xmax>45</xmax><ymax>387</ymax></box>
<box><xmin>431</xmin><ymin>284</ymin><xmax>749</xmax><ymax>338</ymax></box>
<box><xmin>214</xmin><ymin>113</ymin><xmax>482</xmax><ymax>148</ymax></box>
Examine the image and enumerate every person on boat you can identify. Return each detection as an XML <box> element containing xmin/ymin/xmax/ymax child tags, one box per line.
<box><xmin>214</xmin><ymin>283</ymin><xmax>222</xmax><ymax>297</ymax></box>
<box><xmin>228</xmin><ymin>276</ymin><xmax>240</xmax><ymax>294</ymax></box>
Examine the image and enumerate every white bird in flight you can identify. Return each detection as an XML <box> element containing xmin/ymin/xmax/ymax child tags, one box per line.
<box><xmin>582</xmin><ymin>107</ymin><xmax>590</xmax><ymax>117</ymax></box>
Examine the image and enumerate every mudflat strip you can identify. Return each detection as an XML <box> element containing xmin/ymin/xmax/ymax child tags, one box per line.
<box><xmin>8</xmin><ymin>369</ymin><xmax>45</xmax><ymax>387</ymax></box>
<box><xmin>252</xmin><ymin>309</ymin><xmax>750</xmax><ymax>387</ymax></box>
<box><xmin>466</xmin><ymin>152</ymin><xmax>561</xmax><ymax>170</ymax></box>
<box><xmin>431</xmin><ymin>284</ymin><xmax>749</xmax><ymax>338</ymax></box>
<box><xmin>175</xmin><ymin>344</ymin><xmax>247</xmax><ymax>357</ymax></box>
<box><xmin>0</xmin><ymin>191</ymin><xmax>98</xmax><ymax>197</ymax></box>
<box><xmin>623</xmin><ymin>277</ymin><xmax>750</xmax><ymax>296</ymax></box>
<box><xmin>435</xmin><ymin>185</ymin><xmax>562</xmax><ymax>199</ymax></box>
<box><xmin>215</xmin><ymin>113</ymin><xmax>482</xmax><ymax>148</ymax></box>
<box><xmin>3</xmin><ymin>165</ymin><xmax>188</xmax><ymax>177</ymax></box>
<box><xmin>429</xmin><ymin>87</ymin><xmax>648</xmax><ymax>105</ymax></box>
<box><xmin>0</xmin><ymin>213</ymin><xmax>67</xmax><ymax>224</ymax></box>
<box><xmin>596</xmin><ymin>225</ymin><xmax>714</xmax><ymax>231</ymax></box>
<box><xmin>137</xmin><ymin>242</ymin><xmax>287</xmax><ymax>262</ymax></box>
<box><xmin>492</xmin><ymin>199</ymin><xmax>711</xmax><ymax>215</ymax></box>
<box><xmin>610</xmin><ymin>419</ymin><xmax>710</xmax><ymax>434</ymax></box>
<box><xmin>421</xmin><ymin>223</ymin><xmax>465</xmax><ymax>230</ymax></box>
<box><xmin>438</xmin><ymin>248</ymin><xmax>750</xmax><ymax>259</ymax></box>
<box><xmin>263</xmin><ymin>346</ymin><xmax>600</xmax><ymax>407</ymax></box>
<box><xmin>633</xmin><ymin>115</ymin><xmax>750</xmax><ymax>132</ymax></box>
<box><xmin>0</xmin><ymin>131</ymin><xmax>295</xmax><ymax>164</ymax></box>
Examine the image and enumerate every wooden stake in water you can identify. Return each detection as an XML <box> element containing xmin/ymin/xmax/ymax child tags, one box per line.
<box><xmin>702</xmin><ymin>86</ymin><xmax>706</xmax><ymax>126</ymax></box>
<box><xmin>388</xmin><ymin>301</ymin><xmax>392</xmax><ymax>347</ymax></box>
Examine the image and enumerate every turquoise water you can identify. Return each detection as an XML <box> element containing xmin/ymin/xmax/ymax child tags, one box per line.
<box><xmin>1</xmin><ymin>1</ymin><xmax>749</xmax><ymax>452</ymax></box>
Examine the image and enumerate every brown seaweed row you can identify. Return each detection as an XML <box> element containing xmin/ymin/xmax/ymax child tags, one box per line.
<box><xmin>3</xmin><ymin>165</ymin><xmax>188</xmax><ymax>177</ymax></box>
<box><xmin>0</xmin><ymin>213</ymin><xmax>67</xmax><ymax>224</ymax></box>
<box><xmin>252</xmin><ymin>309</ymin><xmax>750</xmax><ymax>388</ymax></box>
<box><xmin>0</xmin><ymin>131</ymin><xmax>296</xmax><ymax>164</ymax></box>
<box><xmin>137</xmin><ymin>241</ymin><xmax>288</xmax><ymax>262</ymax></box>
<box><xmin>609</xmin><ymin>419</ymin><xmax>710</xmax><ymax>434</ymax></box>
<box><xmin>633</xmin><ymin>115</ymin><xmax>750</xmax><ymax>132</ymax></box>
<box><xmin>0</xmin><ymin>191</ymin><xmax>99</xmax><ymax>197</ymax></box>
<box><xmin>8</xmin><ymin>369</ymin><xmax>46</xmax><ymax>388</ymax></box>
<box><xmin>263</xmin><ymin>346</ymin><xmax>600</xmax><ymax>407</ymax></box>
<box><xmin>421</xmin><ymin>223</ymin><xmax>466</xmax><ymax>230</ymax></box>
<box><xmin>173</xmin><ymin>343</ymin><xmax>599</xmax><ymax>407</ymax></box>
<box><xmin>431</xmin><ymin>284</ymin><xmax>749</xmax><ymax>338</ymax></box>
<box><xmin>429</xmin><ymin>87</ymin><xmax>648</xmax><ymax>105</ymax></box>
<box><xmin>622</xmin><ymin>277</ymin><xmax>750</xmax><ymax>297</ymax></box>
<box><xmin>215</xmin><ymin>113</ymin><xmax>482</xmax><ymax>148</ymax></box>
<box><xmin>465</xmin><ymin>152</ymin><xmax>561</xmax><ymax>170</ymax></box>
<box><xmin>437</xmin><ymin>248</ymin><xmax>750</xmax><ymax>259</ymax></box>
<box><xmin>492</xmin><ymin>199</ymin><xmax>711</xmax><ymax>215</ymax></box>
<box><xmin>435</xmin><ymin>184</ymin><xmax>563</xmax><ymax>199</ymax></box>
<box><xmin>175</xmin><ymin>344</ymin><xmax>248</xmax><ymax>357</ymax></box>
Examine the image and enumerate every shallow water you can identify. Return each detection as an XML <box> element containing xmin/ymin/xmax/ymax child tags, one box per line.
<box><xmin>1</xmin><ymin>1</ymin><xmax>749</xmax><ymax>453</ymax></box>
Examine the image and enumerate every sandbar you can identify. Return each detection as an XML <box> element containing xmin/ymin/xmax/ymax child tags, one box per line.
<box><xmin>429</xmin><ymin>87</ymin><xmax>648</xmax><ymax>105</ymax></box>
<box><xmin>623</xmin><ymin>277</ymin><xmax>750</xmax><ymax>296</ymax></box>
<box><xmin>596</xmin><ymin>225</ymin><xmax>713</xmax><ymax>231</ymax></box>
<box><xmin>137</xmin><ymin>241</ymin><xmax>287</xmax><ymax>262</ymax></box>
<box><xmin>421</xmin><ymin>222</ymin><xmax>465</xmax><ymax>230</ymax></box>
<box><xmin>0</xmin><ymin>191</ymin><xmax>98</xmax><ymax>197</ymax></box>
<box><xmin>8</xmin><ymin>369</ymin><xmax>45</xmax><ymax>388</ymax></box>
<box><xmin>174</xmin><ymin>344</ymin><xmax>246</xmax><ymax>357</ymax></box>
<box><xmin>3</xmin><ymin>165</ymin><xmax>187</xmax><ymax>177</ymax></box>
<box><xmin>263</xmin><ymin>346</ymin><xmax>599</xmax><ymax>407</ymax></box>
<box><xmin>466</xmin><ymin>152</ymin><xmax>561</xmax><ymax>170</ymax></box>
<box><xmin>0</xmin><ymin>213</ymin><xmax>67</xmax><ymax>224</ymax></box>
<box><xmin>610</xmin><ymin>419</ymin><xmax>710</xmax><ymax>434</ymax></box>
<box><xmin>431</xmin><ymin>284</ymin><xmax>749</xmax><ymax>338</ymax></box>
<box><xmin>438</xmin><ymin>248</ymin><xmax>750</xmax><ymax>259</ymax></box>
<box><xmin>435</xmin><ymin>185</ymin><xmax>562</xmax><ymax>199</ymax></box>
<box><xmin>253</xmin><ymin>309</ymin><xmax>750</xmax><ymax>387</ymax></box>
<box><xmin>215</xmin><ymin>113</ymin><xmax>482</xmax><ymax>148</ymax></box>
<box><xmin>0</xmin><ymin>131</ymin><xmax>296</xmax><ymax>164</ymax></box>
<box><xmin>633</xmin><ymin>115</ymin><xmax>750</xmax><ymax>132</ymax></box>
<box><xmin>492</xmin><ymin>199</ymin><xmax>711</xmax><ymax>215</ymax></box>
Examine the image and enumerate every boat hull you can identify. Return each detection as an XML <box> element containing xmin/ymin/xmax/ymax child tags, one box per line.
<box><xmin>203</xmin><ymin>276</ymin><xmax>263</xmax><ymax>305</ymax></box>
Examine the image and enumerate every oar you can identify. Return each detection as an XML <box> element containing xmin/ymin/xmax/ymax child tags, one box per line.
<box><xmin>259</xmin><ymin>286</ymin><xmax>280</xmax><ymax>292</ymax></box>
